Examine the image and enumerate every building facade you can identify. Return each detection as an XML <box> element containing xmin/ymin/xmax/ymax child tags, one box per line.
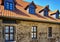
<box><xmin>0</xmin><ymin>0</ymin><xmax>60</xmax><ymax>42</ymax></box>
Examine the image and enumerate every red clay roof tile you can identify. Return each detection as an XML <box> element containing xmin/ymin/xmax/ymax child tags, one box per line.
<box><xmin>0</xmin><ymin>0</ymin><xmax>60</xmax><ymax>23</ymax></box>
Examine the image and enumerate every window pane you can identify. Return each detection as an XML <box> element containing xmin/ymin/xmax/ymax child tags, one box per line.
<box><xmin>10</xmin><ymin>34</ymin><xmax>13</xmax><ymax>40</ymax></box>
<box><xmin>48</xmin><ymin>27</ymin><xmax>52</xmax><ymax>37</ymax></box>
<box><xmin>31</xmin><ymin>27</ymin><xmax>34</xmax><ymax>32</ymax></box>
<box><xmin>5</xmin><ymin>34</ymin><xmax>9</xmax><ymax>40</ymax></box>
<box><xmin>5</xmin><ymin>26</ymin><xmax>9</xmax><ymax>33</ymax></box>
<box><xmin>34</xmin><ymin>33</ymin><xmax>36</xmax><ymax>38</ymax></box>
<box><xmin>6</xmin><ymin>2</ymin><xmax>9</xmax><ymax>9</ymax></box>
<box><xmin>31</xmin><ymin>33</ymin><xmax>34</xmax><ymax>38</ymax></box>
<box><xmin>10</xmin><ymin>26</ymin><xmax>13</xmax><ymax>33</ymax></box>
<box><xmin>10</xmin><ymin>3</ymin><xmax>13</xmax><ymax>10</ymax></box>
<box><xmin>34</xmin><ymin>27</ymin><xmax>36</xmax><ymax>32</ymax></box>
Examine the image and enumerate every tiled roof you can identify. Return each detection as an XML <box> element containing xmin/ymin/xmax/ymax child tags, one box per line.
<box><xmin>0</xmin><ymin>0</ymin><xmax>60</xmax><ymax>23</ymax></box>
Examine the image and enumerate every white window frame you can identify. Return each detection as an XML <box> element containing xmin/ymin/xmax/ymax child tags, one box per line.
<box><xmin>31</xmin><ymin>26</ymin><xmax>37</xmax><ymax>39</ymax></box>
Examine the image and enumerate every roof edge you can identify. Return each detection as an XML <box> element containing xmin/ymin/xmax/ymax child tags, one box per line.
<box><xmin>0</xmin><ymin>16</ymin><xmax>60</xmax><ymax>24</ymax></box>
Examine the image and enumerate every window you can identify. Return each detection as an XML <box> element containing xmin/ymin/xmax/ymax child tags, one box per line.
<box><xmin>4</xmin><ymin>26</ymin><xmax>14</xmax><ymax>41</ymax></box>
<box><xmin>48</xmin><ymin>27</ymin><xmax>52</xmax><ymax>37</ymax></box>
<box><xmin>5</xmin><ymin>2</ymin><xmax>14</xmax><ymax>10</ymax></box>
<box><xmin>10</xmin><ymin>3</ymin><xmax>13</xmax><ymax>10</ymax></box>
<box><xmin>6</xmin><ymin>2</ymin><xmax>9</xmax><ymax>10</ymax></box>
<box><xmin>3</xmin><ymin>19</ymin><xmax>16</xmax><ymax>24</ymax></box>
<box><xmin>44</xmin><ymin>8</ymin><xmax>48</xmax><ymax>16</ymax></box>
<box><xmin>29</xmin><ymin>5</ymin><xmax>35</xmax><ymax>14</ymax></box>
<box><xmin>31</xmin><ymin>26</ymin><xmax>37</xmax><ymax>39</ymax></box>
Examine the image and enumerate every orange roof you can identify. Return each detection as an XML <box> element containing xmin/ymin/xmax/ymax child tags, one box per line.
<box><xmin>0</xmin><ymin>0</ymin><xmax>60</xmax><ymax>23</ymax></box>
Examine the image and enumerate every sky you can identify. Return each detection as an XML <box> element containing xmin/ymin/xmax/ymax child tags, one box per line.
<box><xmin>24</xmin><ymin>0</ymin><xmax>60</xmax><ymax>11</ymax></box>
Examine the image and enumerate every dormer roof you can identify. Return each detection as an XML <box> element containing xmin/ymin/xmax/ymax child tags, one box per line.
<box><xmin>39</xmin><ymin>5</ymin><xmax>50</xmax><ymax>13</ymax></box>
<box><xmin>50</xmin><ymin>10</ymin><xmax>60</xmax><ymax>15</ymax></box>
<box><xmin>24</xmin><ymin>1</ymin><xmax>37</xmax><ymax>10</ymax></box>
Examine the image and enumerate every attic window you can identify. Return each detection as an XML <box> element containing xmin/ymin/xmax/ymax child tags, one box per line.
<box><xmin>29</xmin><ymin>5</ymin><xmax>35</xmax><ymax>14</ymax></box>
<box><xmin>44</xmin><ymin>8</ymin><xmax>48</xmax><ymax>16</ymax></box>
<box><xmin>25</xmin><ymin>1</ymin><xmax>36</xmax><ymax>14</ymax></box>
<box><xmin>5</xmin><ymin>2</ymin><xmax>14</xmax><ymax>10</ymax></box>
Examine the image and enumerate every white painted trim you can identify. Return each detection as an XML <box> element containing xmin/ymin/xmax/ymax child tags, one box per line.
<box><xmin>40</xmin><ymin>11</ymin><xmax>44</xmax><ymax>16</ymax></box>
<box><xmin>52</xmin><ymin>14</ymin><xmax>56</xmax><ymax>18</ymax></box>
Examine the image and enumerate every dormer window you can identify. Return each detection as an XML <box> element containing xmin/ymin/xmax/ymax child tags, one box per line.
<box><xmin>5</xmin><ymin>2</ymin><xmax>13</xmax><ymax>10</ymax></box>
<box><xmin>29</xmin><ymin>4</ymin><xmax>35</xmax><ymax>14</ymax></box>
<box><xmin>39</xmin><ymin>5</ymin><xmax>49</xmax><ymax>17</ymax></box>
<box><xmin>44</xmin><ymin>8</ymin><xmax>48</xmax><ymax>16</ymax></box>
<box><xmin>56</xmin><ymin>10</ymin><xmax>60</xmax><ymax>19</ymax></box>
<box><xmin>50</xmin><ymin>10</ymin><xmax>60</xmax><ymax>19</ymax></box>
<box><xmin>25</xmin><ymin>1</ymin><xmax>37</xmax><ymax>14</ymax></box>
<box><xmin>4</xmin><ymin>0</ymin><xmax>15</xmax><ymax>11</ymax></box>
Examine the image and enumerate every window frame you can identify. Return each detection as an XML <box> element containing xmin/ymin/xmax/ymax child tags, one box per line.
<box><xmin>31</xmin><ymin>26</ymin><xmax>37</xmax><ymax>39</ymax></box>
<box><xmin>29</xmin><ymin>5</ymin><xmax>35</xmax><ymax>14</ymax></box>
<box><xmin>5</xmin><ymin>1</ymin><xmax>14</xmax><ymax>10</ymax></box>
<box><xmin>48</xmin><ymin>27</ymin><xmax>52</xmax><ymax>38</ymax></box>
<box><xmin>4</xmin><ymin>26</ymin><xmax>15</xmax><ymax>41</ymax></box>
<box><xmin>44</xmin><ymin>8</ymin><xmax>48</xmax><ymax>16</ymax></box>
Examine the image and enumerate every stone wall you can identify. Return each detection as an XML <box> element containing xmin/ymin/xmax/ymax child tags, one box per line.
<box><xmin>0</xmin><ymin>20</ymin><xmax>60</xmax><ymax>42</ymax></box>
<box><xmin>0</xmin><ymin>19</ymin><xmax>3</xmax><ymax>42</ymax></box>
<box><xmin>16</xmin><ymin>20</ymin><xmax>60</xmax><ymax>42</ymax></box>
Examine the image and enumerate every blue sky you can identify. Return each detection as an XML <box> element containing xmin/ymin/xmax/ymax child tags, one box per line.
<box><xmin>24</xmin><ymin>0</ymin><xmax>60</xmax><ymax>11</ymax></box>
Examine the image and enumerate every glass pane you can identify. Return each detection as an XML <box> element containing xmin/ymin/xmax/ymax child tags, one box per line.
<box><xmin>5</xmin><ymin>34</ymin><xmax>9</xmax><ymax>40</ymax></box>
<box><xmin>6</xmin><ymin>2</ymin><xmax>9</xmax><ymax>6</ymax></box>
<box><xmin>34</xmin><ymin>27</ymin><xmax>36</xmax><ymax>32</ymax></box>
<box><xmin>31</xmin><ymin>27</ymin><xmax>33</xmax><ymax>32</ymax></box>
<box><xmin>10</xmin><ymin>8</ymin><xmax>13</xmax><ymax>10</ymax></box>
<box><xmin>34</xmin><ymin>33</ymin><xmax>36</xmax><ymax>37</ymax></box>
<box><xmin>10</xmin><ymin>34</ymin><xmax>13</xmax><ymax>40</ymax></box>
<box><xmin>5</xmin><ymin>26</ymin><xmax>9</xmax><ymax>33</ymax></box>
<box><xmin>10</xmin><ymin>3</ymin><xmax>13</xmax><ymax>10</ymax></box>
<box><xmin>31</xmin><ymin>33</ymin><xmax>33</xmax><ymax>38</ymax></box>
<box><xmin>6</xmin><ymin>2</ymin><xmax>9</xmax><ymax>9</ymax></box>
<box><xmin>48</xmin><ymin>27</ymin><xmax>52</xmax><ymax>37</ymax></box>
<box><xmin>10</xmin><ymin>26</ymin><xmax>13</xmax><ymax>33</ymax></box>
